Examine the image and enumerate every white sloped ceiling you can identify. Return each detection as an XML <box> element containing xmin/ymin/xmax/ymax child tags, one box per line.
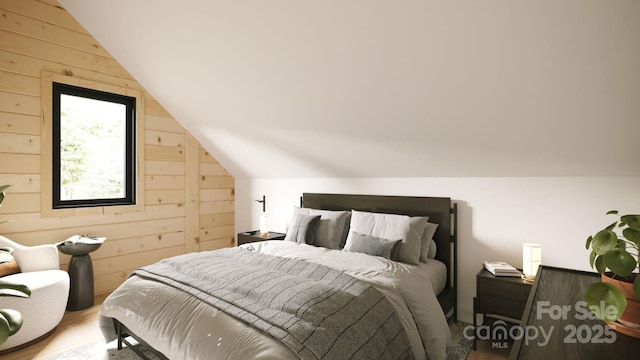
<box><xmin>58</xmin><ymin>0</ymin><xmax>640</xmax><ymax>178</ymax></box>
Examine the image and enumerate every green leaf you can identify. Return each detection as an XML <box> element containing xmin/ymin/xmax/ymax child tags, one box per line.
<box><xmin>595</xmin><ymin>255</ymin><xmax>607</xmax><ymax>274</ymax></box>
<box><xmin>0</xmin><ymin>185</ymin><xmax>9</xmax><ymax>207</ymax></box>
<box><xmin>584</xmin><ymin>282</ymin><xmax>627</xmax><ymax>322</ymax></box>
<box><xmin>602</xmin><ymin>249</ymin><xmax>637</xmax><ymax>276</ymax></box>
<box><xmin>0</xmin><ymin>316</ymin><xmax>9</xmax><ymax>346</ymax></box>
<box><xmin>607</xmin><ymin>210</ymin><xmax>619</xmax><ymax>215</ymax></box>
<box><xmin>589</xmin><ymin>251</ymin><xmax>597</xmax><ymax>268</ymax></box>
<box><xmin>586</xmin><ymin>235</ymin><xmax>593</xmax><ymax>249</ymax></box>
<box><xmin>592</xmin><ymin>230</ymin><xmax>618</xmax><ymax>255</ymax></box>
<box><xmin>622</xmin><ymin>228</ymin><xmax>640</xmax><ymax>245</ymax></box>
<box><xmin>0</xmin><ymin>282</ymin><xmax>30</xmax><ymax>298</ymax></box>
<box><xmin>621</xmin><ymin>215</ymin><xmax>640</xmax><ymax>231</ymax></box>
<box><xmin>605</xmin><ymin>221</ymin><xmax>618</xmax><ymax>231</ymax></box>
<box><xmin>0</xmin><ymin>310</ymin><xmax>23</xmax><ymax>336</ymax></box>
<box><xmin>634</xmin><ymin>276</ymin><xmax>640</xmax><ymax>299</ymax></box>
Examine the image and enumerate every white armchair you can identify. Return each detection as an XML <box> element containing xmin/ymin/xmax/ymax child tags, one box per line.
<box><xmin>0</xmin><ymin>236</ymin><xmax>69</xmax><ymax>353</ymax></box>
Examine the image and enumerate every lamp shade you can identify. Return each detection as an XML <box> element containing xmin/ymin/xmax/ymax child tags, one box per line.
<box><xmin>259</xmin><ymin>214</ymin><xmax>269</xmax><ymax>236</ymax></box>
<box><xmin>522</xmin><ymin>243</ymin><xmax>542</xmax><ymax>279</ymax></box>
<box><xmin>256</xmin><ymin>195</ymin><xmax>268</xmax><ymax>236</ymax></box>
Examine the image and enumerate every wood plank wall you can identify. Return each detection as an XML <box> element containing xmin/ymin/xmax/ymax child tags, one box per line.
<box><xmin>0</xmin><ymin>0</ymin><xmax>235</xmax><ymax>295</ymax></box>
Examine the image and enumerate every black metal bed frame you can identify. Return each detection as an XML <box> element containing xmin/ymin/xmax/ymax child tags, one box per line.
<box><xmin>114</xmin><ymin>318</ymin><xmax>168</xmax><ymax>360</ymax></box>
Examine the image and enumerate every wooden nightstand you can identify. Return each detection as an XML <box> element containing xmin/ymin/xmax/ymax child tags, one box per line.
<box><xmin>237</xmin><ymin>230</ymin><xmax>286</xmax><ymax>246</ymax></box>
<box><xmin>473</xmin><ymin>268</ymin><xmax>533</xmax><ymax>350</ymax></box>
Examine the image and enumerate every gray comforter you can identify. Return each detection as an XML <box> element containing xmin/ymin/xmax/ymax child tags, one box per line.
<box><xmin>132</xmin><ymin>247</ymin><xmax>414</xmax><ymax>360</ymax></box>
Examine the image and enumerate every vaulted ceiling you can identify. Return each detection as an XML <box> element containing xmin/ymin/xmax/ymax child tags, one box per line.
<box><xmin>58</xmin><ymin>0</ymin><xmax>640</xmax><ymax>179</ymax></box>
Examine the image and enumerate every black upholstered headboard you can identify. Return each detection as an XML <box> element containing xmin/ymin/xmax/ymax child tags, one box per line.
<box><xmin>301</xmin><ymin>193</ymin><xmax>458</xmax><ymax>320</ymax></box>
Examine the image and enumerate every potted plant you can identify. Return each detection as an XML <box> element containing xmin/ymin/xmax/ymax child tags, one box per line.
<box><xmin>0</xmin><ymin>282</ymin><xmax>31</xmax><ymax>345</ymax></box>
<box><xmin>585</xmin><ymin>210</ymin><xmax>640</xmax><ymax>329</ymax></box>
<box><xmin>0</xmin><ymin>184</ymin><xmax>31</xmax><ymax>345</ymax></box>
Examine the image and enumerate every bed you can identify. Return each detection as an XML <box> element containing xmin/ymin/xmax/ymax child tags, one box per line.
<box><xmin>99</xmin><ymin>193</ymin><xmax>458</xmax><ymax>360</ymax></box>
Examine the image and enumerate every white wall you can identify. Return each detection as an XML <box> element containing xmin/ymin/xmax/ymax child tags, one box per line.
<box><xmin>236</xmin><ymin>177</ymin><xmax>640</xmax><ymax>323</ymax></box>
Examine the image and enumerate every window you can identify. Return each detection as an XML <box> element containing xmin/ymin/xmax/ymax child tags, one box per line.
<box><xmin>52</xmin><ymin>83</ymin><xmax>136</xmax><ymax>208</ymax></box>
<box><xmin>41</xmin><ymin>71</ymin><xmax>144</xmax><ymax>217</ymax></box>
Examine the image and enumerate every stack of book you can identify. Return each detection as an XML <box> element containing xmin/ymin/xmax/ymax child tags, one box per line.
<box><xmin>483</xmin><ymin>260</ymin><xmax>521</xmax><ymax>277</ymax></box>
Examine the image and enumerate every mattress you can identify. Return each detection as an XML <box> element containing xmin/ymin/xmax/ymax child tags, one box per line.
<box><xmin>100</xmin><ymin>241</ymin><xmax>451</xmax><ymax>360</ymax></box>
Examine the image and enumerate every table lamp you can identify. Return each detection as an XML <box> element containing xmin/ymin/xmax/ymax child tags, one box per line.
<box><xmin>522</xmin><ymin>243</ymin><xmax>542</xmax><ymax>281</ymax></box>
<box><xmin>256</xmin><ymin>195</ymin><xmax>269</xmax><ymax>237</ymax></box>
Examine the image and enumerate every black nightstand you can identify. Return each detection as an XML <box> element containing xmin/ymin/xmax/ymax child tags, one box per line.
<box><xmin>473</xmin><ymin>268</ymin><xmax>533</xmax><ymax>350</ymax></box>
<box><xmin>237</xmin><ymin>230</ymin><xmax>286</xmax><ymax>246</ymax></box>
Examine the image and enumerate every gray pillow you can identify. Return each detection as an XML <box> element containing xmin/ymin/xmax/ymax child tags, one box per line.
<box><xmin>419</xmin><ymin>222</ymin><xmax>439</xmax><ymax>262</ymax></box>
<box><xmin>288</xmin><ymin>207</ymin><xmax>351</xmax><ymax>249</ymax></box>
<box><xmin>344</xmin><ymin>231</ymin><xmax>402</xmax><ymax>260</ymax></box>
<box><xmin>284</xmin><ymin>214</ymin><xmax>321</xmax><ymax>244</ymax></box>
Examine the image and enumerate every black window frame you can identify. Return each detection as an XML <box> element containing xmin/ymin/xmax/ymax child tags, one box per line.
<box><xmin>52</xmin><ymin>82</ymin><xmax>137</xmax><ymax>209</ymax></box>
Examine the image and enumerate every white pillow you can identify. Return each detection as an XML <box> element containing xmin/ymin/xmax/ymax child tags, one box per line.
<box><xmin>288</xmin><ymin>207</ymin><xmax>351</xmax><ymax>249</ymax></box>
<box><xmin>419</xmin><ymin>222</ymin><xmax>439</xmax><ymax>262</ymax></box>
<box><xmin>428</xmin><ymin>239</ymin><xmax>437</xmax><ymax>259</ymax></box>
<box><xmin>345</xmin><ymin>210</ymin><xmax>428</xmax><ymax>265</ymax></box>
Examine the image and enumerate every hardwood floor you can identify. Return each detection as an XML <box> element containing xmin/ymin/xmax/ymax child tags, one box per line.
<box><xmin>467</xmin><ymin>340</ymin><xmax>512</xmax><ymax>360</ymax></box>
<box><xmin>2</xmin><ymin>293</ymin><xmax>511</xmax><ymax>360</ymax></box>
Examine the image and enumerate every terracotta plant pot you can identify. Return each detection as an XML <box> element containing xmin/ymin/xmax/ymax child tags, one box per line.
<box><xmin>602</xmin><ymin>273</ymin><xmax>640</xmax><ymax>329</ymax></box>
